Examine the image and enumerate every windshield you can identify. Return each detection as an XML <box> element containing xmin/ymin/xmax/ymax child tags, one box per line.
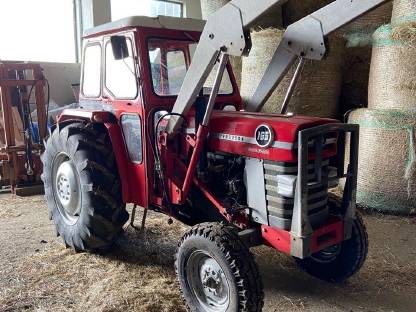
<box><xmin>148</xmin><ymin>38</ymin><xmax>234</xmax><ymax>96</ymax></box>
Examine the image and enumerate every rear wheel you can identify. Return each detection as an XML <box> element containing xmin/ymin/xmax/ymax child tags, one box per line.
<box><xmin>296</xmin><ymin>213</ymin><xmax>368</xmax><ymax>282</ymax></box>
<box><xmin>41</xmin><ymin>122</ymin><xmax>129</xmax><ymax>251</ymax></box>
<box><xmin>175</xmin><ymin>223</ymin><xmax>264</xmax><ymax>312</ymax></box>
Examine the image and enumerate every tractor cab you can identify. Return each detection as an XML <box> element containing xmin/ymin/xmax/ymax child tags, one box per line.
<box><xmin>74</xmin><ymin>15</ymin><xmax>244</xmax><ymax>208</ymax></box>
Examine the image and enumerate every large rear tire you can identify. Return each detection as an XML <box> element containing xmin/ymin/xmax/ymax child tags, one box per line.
<box><xmin>41</xmin><ymin>122</ymin><xmax>129</xmax><ymax>251</ymax></box>
<box><xmin>295</xmin><ymin>213</ymin><xmax>368</xmax><ymax>282</ymax></box>
<box><xmin>175</xmin><ymin>223</ymin><xmax>264</xmax><ymax>312</ymax></box>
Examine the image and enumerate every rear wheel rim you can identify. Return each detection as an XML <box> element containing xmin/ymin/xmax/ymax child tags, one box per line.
<box><xmin>52</xmin><ymin>152</ymin><xmax>81</xmax><ymax>225</ymax></box>
<box><xmin>186</xmin><ymin>250</ymin><xmax>230</xmax><ymax>312</ymax></box>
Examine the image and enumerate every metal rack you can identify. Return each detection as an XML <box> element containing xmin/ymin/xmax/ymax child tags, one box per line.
<box><xmin>0</xmin><ymin>62</ymin><xmax>47</xmax><ymax>194</ymax></box>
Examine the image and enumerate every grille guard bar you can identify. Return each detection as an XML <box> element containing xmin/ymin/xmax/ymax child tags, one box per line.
<box><xmin>290</xmin><ymin>123</ymin><xmax>359</xmax><ymax>258</ymax></box>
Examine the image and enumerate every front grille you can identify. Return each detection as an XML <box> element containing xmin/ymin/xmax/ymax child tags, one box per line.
<box><xmin>294</xmin><ymin>131</ymin><xmax>338</xmax><ymax>156</ymax></box>
<box><xmin>264</xmin><ymin>159</ymin><xmax>330</xmax><ymax>230</ymax></box>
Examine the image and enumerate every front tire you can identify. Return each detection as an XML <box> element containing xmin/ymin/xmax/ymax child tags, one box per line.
<box><xmin>41</xmin><ymin>122</ymin><xmax>129</xmax><ymax>251</ymax></box>
<box><xmin>175</xmin><ymin>223</ymin><xmax>264</xmax><ymax>312</ymax></box>
<box><xmin>296</xmin><ymin>214</ymin><xmax>368</xmax><ymax>282</ymax></box>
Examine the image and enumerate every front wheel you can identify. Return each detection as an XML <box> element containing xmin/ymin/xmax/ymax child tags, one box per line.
<box><xmin>296</xmin><ymin>214</ymin><xmax>368</xmax><ymax>282</ymax></box>
<box><xmin>175</xmin><ymin>223</ymin><xmax>264</xmax><ymax>312</ymax></box>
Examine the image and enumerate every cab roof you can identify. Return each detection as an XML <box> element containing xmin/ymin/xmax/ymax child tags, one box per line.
<box><xmin>84</xmin><ymin>15</ymin><xmax>206</xmax><ymax>37</ymax></box>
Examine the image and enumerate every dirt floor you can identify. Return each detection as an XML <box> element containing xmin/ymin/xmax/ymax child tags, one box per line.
<box><xmin>0</xmin><ymin>194</ymin><xmax>415</xmax><ymax>312</ymax></box>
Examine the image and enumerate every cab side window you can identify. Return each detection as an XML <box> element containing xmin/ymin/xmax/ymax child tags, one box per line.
<box><xmin>166</xmin><ymin>50</ymin><xmax>187</xmax><ymax>95</ymax></box>
<box><xmin>105</xmin><ymin>37</ymin><xmax>138</xmax><ymax>99</ymax></box>
<box><xmin>82</xmin><ymin>44</ymin><xmax>102</xmax><ymax>98</ymax></box>
<box><xmin>121</xmin><ymin>114</ymin><xmax>142</xmax><ymax>163</ymax></box>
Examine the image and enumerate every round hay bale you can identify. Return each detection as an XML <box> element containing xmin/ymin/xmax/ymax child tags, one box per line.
<box><xmin>345</xmin><ymin>1</ymin><xmax>393</xmax><ymax>33</ymax></box>
<box><xmin>240</xmin><ymin>28</ymin><xmax>284</xmax><ymax>113</ymax></box>
<box><xmin>392</xmin><ymin>0</ymin><xmax>416</xmax><ymax>26</ymax></box>
<box><xmin>282</xmin><ymin>0</ymin><xmax>333</xmax><ymax>26</ymax></box>
<box><xmin>347</xmin><ymin>108</ymin><xmax>416</xmax><ymax>214</ymax></box>
<box><xmin>340</xmin><ymin>4</ymin><xmax>393</xmax><ymax>114</ymax></box>
<box><xmin>391</xmin><ymin>21</ymin><xmax>416</xmax><ymax>44</ymax></box>
<box><xmin>241</xmin><ymin>28</ymin><xmax>345</xmax><ymax>117</ymax></box>
<box><xmin>343</xmin><ymin>2</ymin><xmax>393</xmax><ymax>47</ymax></box>
<box><xmin>368</xmin><ymin>25</ymin><xmax>416</xmax><ymax>110</ymax></box>
<box><xmin>340</xmin><ymin>46</ymin><xmax>372</xmax><ymax>113</ymax></box>
<box><xmin>230</xmin><ymin>58</ymin><xmax>242</xmax><ymax>89</ymax></box>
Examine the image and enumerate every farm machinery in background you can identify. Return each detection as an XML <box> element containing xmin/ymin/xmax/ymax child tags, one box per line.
<box><xmin>0</xmin><ymin>62</ymin><xmax>48</xmax><ymax>195</ymax></box>
<box><xmin>41</xmin><ymin>0</ymin><xmax>389</xmax><ymax>311</ymax></box>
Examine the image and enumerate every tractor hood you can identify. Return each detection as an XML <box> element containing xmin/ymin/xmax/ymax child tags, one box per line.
<box><xmin>208</xmin><ymin>110</ymin><xmax>339</xmax><ymax>162</ymax></box>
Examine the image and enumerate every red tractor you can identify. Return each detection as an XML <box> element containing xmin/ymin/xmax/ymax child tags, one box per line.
<box><xmin>42</xmin><ymin>1</ymin><xmax>387</xmax><ymax>311</ymax></box>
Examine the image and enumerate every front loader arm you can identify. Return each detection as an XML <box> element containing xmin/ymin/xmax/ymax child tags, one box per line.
<box><xmin>247</xmin><ymin>0</ymin><xmax>390</xmax><ymax>112</ymax></box>
<box><xmin>166</xmin><ymin>0</ymin><xmax>289</xmax><ymax>134</ymax></box>
<box><xmin>167</xmin><ymin>0</ymin><xmax>390</xmax><ymax>134</ymax></box>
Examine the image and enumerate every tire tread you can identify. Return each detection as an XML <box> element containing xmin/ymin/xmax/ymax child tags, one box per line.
<box><xmin>175</xmin><ymin>223</ymin><xmax>264</xmax><ymax>312</ymax></box>
<box><xmin>41</xmin><ymin>122</ymin><xmax>128</xmax><ymax>251</ymax></box>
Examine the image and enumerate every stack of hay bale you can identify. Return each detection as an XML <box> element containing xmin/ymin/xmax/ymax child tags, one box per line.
<box><xmin>340</xmin><ymin>1</ymin><xmax>393</xmax><ymax>113</ymax></box>
<box><xmin>347</xmin><ymin>0</ymin><xmax>416</xmax><ymax>214</ymax></box>
<box><xmin>240</xmin><ymin>0</ymin><xmax>344</xmax><ymax>117</ymax></box>
<box><xmin>240</xmin><ymin>28</ymin><xmax>345</xmax><ymax>116</ymax></box>
<box><xmin>200</xmin><ymin>0</ymin><xmax>283</xmax><ymax>89</ymax></box>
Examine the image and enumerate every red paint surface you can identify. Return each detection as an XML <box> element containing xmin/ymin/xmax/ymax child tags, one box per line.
<box><xmin>311</xmin><ymin>218</ymin><xmax>344</xmax><ymax>253</ymax></box>
<box><xmin>261</xmin><ymin>225</ymin><xmax>292</xmax><ymax>255</ymax></box>
<box><xmin>262</xmin><ymin>217</ymin><xmax>345</xmax><ymax>257</ymax></box>
<box><xmin>209</xmin><ymin>111</ymin><xmax>339</xmax><ymax>162</ymax></box>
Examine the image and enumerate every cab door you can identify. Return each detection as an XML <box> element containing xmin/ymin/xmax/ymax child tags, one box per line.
<box><xmin>102</xmin><ymin>32</ymin><xmax>148</xmax><ymax>207</ymax></box>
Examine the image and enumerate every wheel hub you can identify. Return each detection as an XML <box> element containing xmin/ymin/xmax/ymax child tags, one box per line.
<box><xmin>187</xmin><ymin>251</ymin><xmax>230</xmax><ymax>312</ymax></box>
<box><xmin>52</xmin><ymin>155</ymin><xmax>81</xmax><ymax>225</ymax></box>
<box><xmin>202</xmin><ymin>265</ymin><xmax>224</xmax><ymax>297</ymax></box>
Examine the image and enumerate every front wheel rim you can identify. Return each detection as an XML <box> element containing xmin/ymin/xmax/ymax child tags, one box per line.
<box><xmin>186</xmin><ymin>250</ymin><xmax>230</xmax><ymax>312</ymax></box>
<box><xmin>51</xmin><ymin>153</ymin><xmax>82</xmax><ymax>225</ymax></box>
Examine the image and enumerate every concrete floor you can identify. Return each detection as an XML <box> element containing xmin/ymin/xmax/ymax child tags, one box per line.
<box><xmin>0</xmin><ymin>194</ymin><xmax>415</xmax><ymax>311</ymax></box>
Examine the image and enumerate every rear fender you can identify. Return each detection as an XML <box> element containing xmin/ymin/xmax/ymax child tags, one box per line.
<box><xmin>56</xmin><ymin>109</ymin><xmax>132</xmax><ymax>203</ymax></box>
<box><xmin>57</xmin><ymin>109</ymin><xmax>117</xmax><ymax>124</ymax></box>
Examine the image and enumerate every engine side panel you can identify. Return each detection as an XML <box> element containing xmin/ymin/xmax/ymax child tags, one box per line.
<box><xmin>244</xmin><ymin>158</ymin><xmax>268</xmax><ymax>225</ymax></box>
<box><xmin>208</xmin><ymin>110</ymin><xmax>338</xmax><ymax>162</ymax></box>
